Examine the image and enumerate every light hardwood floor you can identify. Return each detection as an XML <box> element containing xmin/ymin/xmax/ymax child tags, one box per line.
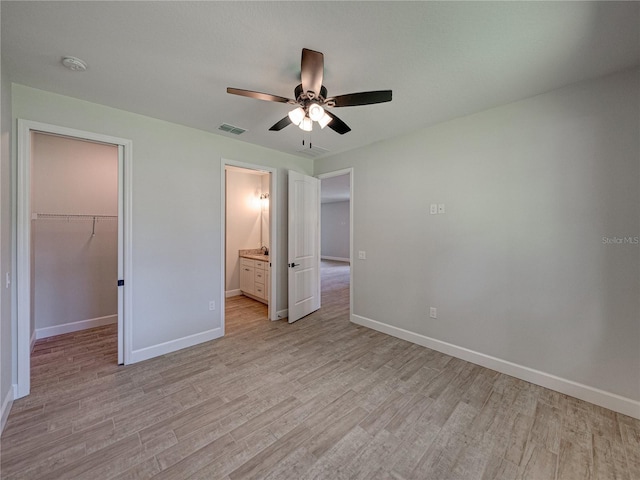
<box><xmin>1</xmin><ymin>260</ymin><xmax>638</xmax><ymax>479</ymax></box>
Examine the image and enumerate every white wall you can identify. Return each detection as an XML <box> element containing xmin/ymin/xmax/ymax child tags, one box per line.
<box><xmin>315</xmin><ymin>68</ymin><xmax>640</xmax><ymax>409</ymax></box>
<box><xmin>31</xmin><ymin>133</ymin><xmax>118</xmax><ymax>335</ymax></box>
<box><xmin>1</xmin><ymin>58</ymin><xmax>14</xmax><ymax>431</ymax></box>
<box><xmin>321</xmin><ymin>201</ymin><xmax>350</xmax><ymax>261</ymax></box>
<box><xmin>12</xmin><ymin>84</ymin><xmax>312</xmax><ymax>360</ymax></box>
<box><xmin>225</xmin><ymin>168</ymin><xmax>265</xmax><ymax>293</ymax></box>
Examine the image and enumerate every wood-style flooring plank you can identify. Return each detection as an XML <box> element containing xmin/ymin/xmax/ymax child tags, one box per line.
<box><xmin>2</xmin><ymin>260</ymin><xmax>637</xmax><ymax>479</ymax></box>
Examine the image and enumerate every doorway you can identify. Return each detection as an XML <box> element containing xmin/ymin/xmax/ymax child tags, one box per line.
<box><xmin>221</xmin><ymin>160</ymin><xmax>277</xmax><ymax>335</ymax></box>
<box><xmin>318</xmin><ymin>169</ymin><xmax>353</xmax><ymax>322</ymax></box>
<box><xmin>31</xmin><ymin>132</ymin><xmax>118</xmax><ymax>343</ymax></box>
<box><xmin>16</xmin><ymin>120</ymin><xmax>132</xmax><ymax>398</ymax></box>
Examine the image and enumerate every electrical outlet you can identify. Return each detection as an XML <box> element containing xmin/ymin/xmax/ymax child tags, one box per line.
<box><xmin>430</xmin><ymin>204</ymin><xmax>437</xmax><ymax>215</ymax></box>
<box><xmin>209</xmin><ymin>300</ymin><xmax>215</xmax><ymax>311</ymax></box>
<box><xmin>358</xmin><ymin>251</ymin><xmax>366</xmax><ymax>260</ymax></box>
<box><xmin>430</xmin><ymin>307</ymin><xmax>437</xmax><ymax>319</ymax></box>
<box><xmin>438</xmin><ymin>203</ymin><xmax>445</xmax><ymax>214</ymax></box>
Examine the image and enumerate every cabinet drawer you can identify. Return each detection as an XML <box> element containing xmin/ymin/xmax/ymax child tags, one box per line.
<box><xmin>240</xmin><ymin>257</ymin><xmax>254</xmax><ymax>267</ymax></box>
<box><xmin>255</xmin><ymin>270</ymin><xmax>265</xmax><ymax>283</ymax></box>
<box><xmin>255</xmin><ymin>260</ymin><xmax>266</xmax><ymax>270</ymax></box>
<box><xmin>254</xmin><ymin>284</ymin><xmax>265</xmax><ymax>299</ymax></box>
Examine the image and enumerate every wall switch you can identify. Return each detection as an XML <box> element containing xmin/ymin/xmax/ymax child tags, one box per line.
<box><xmin>358</xmin><ymin>251</ymin><xmax>366</xmax><ymax>260</ymax></box>
<box><xmin>430</xmin><ymin>204</ymin><xmax>438</xmax><ymax>215</ymax></box>
<box><xmin>430</xmin><ymin>307</ymin><xmax>437</xmax><ymax>319</ymax></box>
<box><xmin>209</xmin><ymin>300</ymin><xmax>215</xmax><ymax>311</ymax></box>
<box><xmin>438</xmin><ymin>204</ymin><xmax>445</xmax><ymax>214</ymax></box>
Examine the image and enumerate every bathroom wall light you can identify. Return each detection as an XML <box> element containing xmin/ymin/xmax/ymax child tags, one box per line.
<box><xmin>260</xmin><ymin>192</ymin><xmax>270</xmax><ymax>214</ymax></box>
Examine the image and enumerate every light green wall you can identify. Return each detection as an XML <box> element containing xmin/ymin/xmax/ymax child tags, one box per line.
<box><xmin>12</xmin><ymin>84</ymin><xmax>311</xmax><ymax>353</ymax></box>
<box><xmin>5</xmin><ymin>67</ymin><xmax>638</xmax><ymax>417</ymax></box>
<box><xmin>1</xmin><ymin>58</ymin><xmax>14</xmax><ymax>428</ymax></box>
<box><xmin>315</xmin><ymin>68</ymin><xmax>640</xmax><ymax>402</ymax></box>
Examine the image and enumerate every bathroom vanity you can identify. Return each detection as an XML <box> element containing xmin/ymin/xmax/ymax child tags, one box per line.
<box><xmin>239</xmin><ymin>250</ymin><xmax>270</xmax><ymax>304</ymax></box>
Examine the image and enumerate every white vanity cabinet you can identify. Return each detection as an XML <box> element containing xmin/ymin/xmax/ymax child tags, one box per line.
<box><xmin>240</xmin><ymin>256</ymin><xmax>269</xmax><ymax>303</ymax></box>
<box><xmin>239</xmin><ymin>258</ymin><xmax>255</xmax><ymax>295</ymax></box>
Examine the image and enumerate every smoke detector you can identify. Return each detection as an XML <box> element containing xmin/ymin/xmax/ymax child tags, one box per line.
<box><xmin>61</xmin><ymin>56</ymin><xmax>87</xmax><ymax>72</ymax></box>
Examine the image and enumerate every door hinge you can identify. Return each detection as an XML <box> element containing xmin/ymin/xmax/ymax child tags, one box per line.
<box><xmin>117</xmin><ymin>279</ymin><xmax>124</xmax><ymax>286</ymax></box>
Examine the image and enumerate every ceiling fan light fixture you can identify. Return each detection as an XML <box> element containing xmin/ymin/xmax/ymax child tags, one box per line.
<box><xmin>308</xmin><ymin>103</ymin><xmax>325</xmax><ymax>122</ymax></box>
<box><xmin>318</xmin><ymin>112</ymin><xmax>332</xmax><ymax>129</ymax></box>
<box><xmin>300</xmin><ymin>116</ymin><xmax>313</xmax><ymax>132</ymax></box>
<box><xmin>288</xmin><ymin>107</ymin><xmax>305</xmax><ymax>126</ymax></box>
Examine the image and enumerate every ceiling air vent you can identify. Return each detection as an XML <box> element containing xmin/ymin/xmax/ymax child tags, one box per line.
<box><xmin>296</xmin><ymin>145</ymin><xmax>330</xmax><ymax>158</ymax></box>
<box><xmin>218</xmin><ymin>123</ymin><xmax>246</xmax><ymax>135</ymax></box>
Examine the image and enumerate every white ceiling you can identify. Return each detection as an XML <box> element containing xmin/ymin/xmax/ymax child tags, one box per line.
<box><xmin>2</xmin><ymin>2</ymin><xmax>638</xmax><ymax>160</ymax></box>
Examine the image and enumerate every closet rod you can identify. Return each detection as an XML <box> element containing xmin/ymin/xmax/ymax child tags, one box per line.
<box><xmin>33</xmin><ymin>213</ymin><xmax>117</xmax><ymax>219</ymax></box>
<box><xmin>33</xmin><ymin>213</ymin><xmax>117</xmax><ymax>237</ymax></box>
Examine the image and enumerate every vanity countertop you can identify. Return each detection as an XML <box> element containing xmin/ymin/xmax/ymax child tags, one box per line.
<box><xmin>241</xmin><ymin>254</ymin><xmax>270</xmax><ymax>261</ymax></box>
<box><xmin>239</xmin><ymin>249</ymin><xmax>269</xmax><ymax>262</ymax></box>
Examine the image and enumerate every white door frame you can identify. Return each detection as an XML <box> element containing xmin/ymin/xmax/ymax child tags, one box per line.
<box><xmin>316</xmin><ymin>168</ymin><xmax>354</xmax><ymax>322</ymax></box>
<box><xmin>16</xmin><ymin>119</ymin><xmax>133</xmax><ymax>398</ymax></box>
<box><xmin>220</xmin><ymin>159</ymin><xmax>278</xmax><ymax>330</ymax></box>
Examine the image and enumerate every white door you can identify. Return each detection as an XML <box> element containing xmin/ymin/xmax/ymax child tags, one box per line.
<box><xmin>288</xmin><ymin>170</ymin><xmax>320</xmax><ymax>323</ymax></box>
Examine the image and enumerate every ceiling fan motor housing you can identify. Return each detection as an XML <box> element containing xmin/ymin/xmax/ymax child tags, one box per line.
<box><xmin>295</xmin><ymin>84</ymin><xmax>329</xmax><ymax>104</ymax></box>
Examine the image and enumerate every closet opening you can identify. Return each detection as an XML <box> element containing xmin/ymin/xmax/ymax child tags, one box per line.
<box><xmin>30</xmin><ymin>132</ymin><xmax>119</xmax><ymax>375</ymax></box>
<box><xmin>16</xmin><ymin>119</ymin><xmax>132</xmax><ymax>398</ymax></box>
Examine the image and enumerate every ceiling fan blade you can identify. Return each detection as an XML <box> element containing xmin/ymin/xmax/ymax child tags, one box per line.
<box><xmin>330</xmin><ymin>90</ymin><xmax>392</xmax><ymax>107</ymax></box>
<box><xmin>227</xmin><ymin>88</ymin><xmax>293</xmax><ymax>104</ymax></box>
<box><xmin>300</xmin><ymin>48</ymin><xmax>324</xmax><ymax>99</ymax></box>
<box><xmin>325</xmin><ymin>111</ymin><xmax>351</xmax><ymax>135</ymax></box>
<box><xmin>269</xmin><ymin>116</ymin><xmax>293</xmax><ymax>131</ymax></box>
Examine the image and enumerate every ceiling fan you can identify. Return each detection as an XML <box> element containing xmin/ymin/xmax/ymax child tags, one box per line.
<box><xmin>227</xmin><ymin>48</ymin><xmax>392</xmax><ymax>135</ymax></box>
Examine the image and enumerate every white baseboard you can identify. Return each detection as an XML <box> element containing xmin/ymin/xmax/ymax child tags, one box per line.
<box><xmin>351</xmin><ymin>314</ymin><xmax>640</xmax><ymax>420</ymax></box>
<box><xmin>130</xmin><ymin>327</ymin><xmax>223</xmax><ymax>364</ymax></box>
<box><xmin>226</xmin><ymin>289</ymin><xmax>242</xmax><ymax>298</ymax></box>
<box><xmin>0</xmin><ymin>384</ymin><xmax>15</xmax><ymax>434</ymax></box>
<box><xmin>36</xmin><ymin>314</ymin><xmax>118</xmax><ymax>340</ymax></box>
<box><xmin>321</xmin><ymin>256</ymin><xmax>350</xmax><ymax>263</ymax></box>
<box><xmin>276</xmin><ymin>309</ymin><xmax>288</xmax><ymax>320</ymax></box>
<box><xmin>30</xmin><ymin>329</ymin><xmax>36</xmax><ymax>352</ymax></box>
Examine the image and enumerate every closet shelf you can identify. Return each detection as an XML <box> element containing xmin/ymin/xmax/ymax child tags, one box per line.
<box><xmin>33</xmin><ymin>213</ymin><xmax>117</xmax><ymax>236</ymax></box>
<box><xmin>33</xmin><ymin>213</ymin><xmax>117</xmax><ymax>220</ymax></box>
